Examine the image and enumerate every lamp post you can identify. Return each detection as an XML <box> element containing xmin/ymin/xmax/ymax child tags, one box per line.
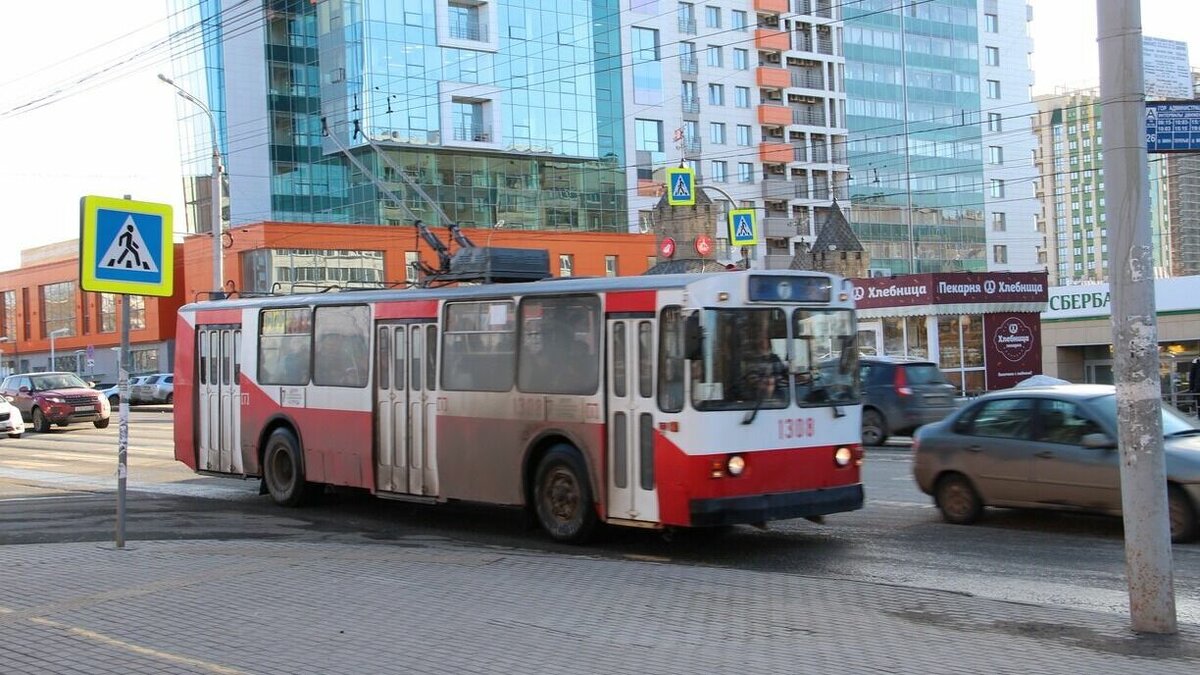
<box><xmin>158</xmin><ymin>74</ymin><xmax>225</xmax><ymax>298</ymax></box>
<box><xmin>49</xmin><ymin>328</ymin><xmax>69</xmax><ymax>371</ymax></box>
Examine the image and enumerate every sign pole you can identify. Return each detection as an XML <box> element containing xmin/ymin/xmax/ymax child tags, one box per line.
<box><xmin>116</xmin><ymin>294</ymin><xmax>130</xmax><ymax>548</ymax></box>
<box><xmin>1097</xmin><ymin>0</ymin><xmax>1176</xmax><ymax>633</ymax></box>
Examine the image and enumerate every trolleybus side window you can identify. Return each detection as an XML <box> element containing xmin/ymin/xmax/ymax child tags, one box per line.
<box><xmin>376</xmin><ymin>326</ymin><xmax>390</xmax><ymax>389</ymax></box>
<box><xmin>517</xmin><ymin>295</ymin><xmax>600</xmax><ymax>395</ymax></box>
<box><xmin>612</xmin><ymin>323</ymin><xmax>626</xmax><ymax>398</ymax></box>
<box><xmin>313</xmin><ymin>305</ymin><xmax>370</xmax><ymax>388</ymax></box>
<box><xmin>259</xmin><ymin>308</ymin><xmax>312</xmax><ymax>385</ymax></box>
<box><xmin>442</xmin><ymin>300</ymin><xmax>516</xmax><ymax>392</ymax></box>
<box><xmin>425</xmin><ymin>324</ymin><xmax>437</xmax><ymax>390</ymax></box>
<box><xmin>657</xmin><ymin>306</ymin><xmax>685</xmax><ymax>413</ymax></box>
<box><xmin>637</xmin><ymin>321</ymin><xmax>653</xmax><ymax>399</ymax></box>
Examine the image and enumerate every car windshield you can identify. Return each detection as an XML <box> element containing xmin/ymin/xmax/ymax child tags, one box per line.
<box><xmin>903</xmin><ymin>364</ymin><xmax>947</xmax><ymax>385</ymax></box>
<box><xmin>30</xmin><ymin>373</ymin><xmax>89</xmax><ymax>390</ymax></box>
<box><xmin>1089</xmin><ymin>394</ymin><xmax>1200</xmax><ymax>437</ymax></box>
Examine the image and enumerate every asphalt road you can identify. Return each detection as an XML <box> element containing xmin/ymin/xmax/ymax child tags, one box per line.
<box><xmin>0</xmin><ymin>410</ymin><xmax>1196</xmax><ymax>624</ymax></box>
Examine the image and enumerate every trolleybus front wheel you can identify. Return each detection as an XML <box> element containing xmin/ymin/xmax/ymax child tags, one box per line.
<box><xmin>263</xmin><ymin>427</ymin><xmax>310</xmax><ymax>507</ymax></box>
<box><xmin>534</xmin><ymin>446</ymin><xmax>598</xmax><ymax>544</ymax></box>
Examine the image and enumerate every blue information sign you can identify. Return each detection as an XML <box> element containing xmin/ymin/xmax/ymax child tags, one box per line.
<box><xmin>1146</xmin><ymin>101</ymin><xmax>1200</xmax><ymax>153</ymax></box>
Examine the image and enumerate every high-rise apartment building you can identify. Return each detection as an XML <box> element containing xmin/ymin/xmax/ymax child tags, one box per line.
<box><xmin>843</xmin><ymin>0</ymin><xmax>1037</xmax><ymax>275</ymax></box>
<box><xmin>168</xmin><ymin>0</ymin><xmax>628</xmax><ymax>238</ymax></box>
<box><xmin>624</xmin><ymin>0</ymin><xmax>849</xmax><ymax>269</ymax></box>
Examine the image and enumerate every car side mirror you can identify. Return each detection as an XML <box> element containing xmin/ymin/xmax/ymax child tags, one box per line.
<box><xmin>1081</xmin><ymin>432</ymin><xmax>1116</xmax><ymax>449</ymax></box>
<box><xmin>684</xmin><ymin>313</ymin><xmax>703</xmax><ymax>361</ymax></box>
<box><xmin>17</xmin><ymin>386</ymin><xmax>29</xmax><ymax>394</ymax></box>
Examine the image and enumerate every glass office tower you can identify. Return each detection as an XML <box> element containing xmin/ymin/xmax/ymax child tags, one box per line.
<box><xmin>168</xmin><ymin>0</ymin><xmax>627</xmax><ymax>235</ymax></box>
<box><xmin>843</xmin><ymin>0</ymin><xmax>986</xmax><ymax>274</ymax></box>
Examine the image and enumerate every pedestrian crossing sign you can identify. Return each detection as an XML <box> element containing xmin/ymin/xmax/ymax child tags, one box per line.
<box><xmin>728</xmin><ymin>208</ymin><xmax>759</xmax><ymax>246</ymax></box>
<box><xmin>80</xmin><ymin>195</ymin><xmax>174</xmax><ymax>297</ymax></box>
<box><xmin>666</xmin><ymin>167</ymin><xmax>696</xmax><ymax>206</ymax></box>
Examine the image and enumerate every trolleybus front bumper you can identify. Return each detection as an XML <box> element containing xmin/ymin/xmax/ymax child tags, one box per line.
<box><xmin>688</xmin><ymin>483</ymin><xmax>864</xmax><ymax>527</ymax></box>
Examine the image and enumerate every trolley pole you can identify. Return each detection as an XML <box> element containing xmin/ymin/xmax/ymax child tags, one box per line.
<box><xmin>1096</xmin><ymin>0</ymin><xmax>1176</xmax><ymax>633</ymax></box>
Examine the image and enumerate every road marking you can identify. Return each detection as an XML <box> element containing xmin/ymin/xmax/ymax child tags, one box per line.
<box><xmin>868</xmin><ymin>500</ymin><xmax>934</xmax><ymax>509</ymax></box>
<box><xmin>0</xmin><ymin>467</ymin><xmax>251</xmax><ymax>499</ymax></box>
<box><xmin>28</xmin><ymin>616</ymin><xmax>247</xmax><ymax>675</ymax></box>
<box><xmin>0</xmin><ymin>494</ymin><xmax>93</xmax><ymax>503</ymax></box>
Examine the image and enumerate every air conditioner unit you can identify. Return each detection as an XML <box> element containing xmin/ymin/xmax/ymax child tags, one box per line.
<box><xmin>768</xmin><ymin>164</ymin><xmax>786</xmax><ymax>174</ymax></box>
<box><xmin>390</xmin><ymin>131</ymin><xmax>403</xmax><ymax>141</ymax></box>
<box><xmin>799</xmin><ymin>96</ymin><xmax>821</xmax><ymax>104</ymax></box>
<box><xmin>767</xmin><ymin>127</ymin><xmax>784</xmax><ymax>138</ymax></box>
<box><xmin>867</xmin><ymin>268</ymin><xmax>893</xmax><ymax>278</ymax></box>
<box><xmin>764</xmin><ymin>52</ymin><xmax>781</xmax><ymax>64</ymax></box>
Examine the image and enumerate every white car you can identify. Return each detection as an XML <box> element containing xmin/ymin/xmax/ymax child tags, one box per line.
<box><xmin>0</xmin><ymin>395</ymin><xmax>25</xmax><ymax>438</ymax></box>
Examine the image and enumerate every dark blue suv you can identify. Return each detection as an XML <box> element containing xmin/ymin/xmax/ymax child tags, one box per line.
<box><xmin>859</xmin><ymin>357</ymin><xmax>959</xmax><ymax>445</ymax></box>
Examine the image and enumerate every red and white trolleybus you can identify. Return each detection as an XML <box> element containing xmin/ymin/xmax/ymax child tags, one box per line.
<box><xmin>174</xmin><ymin>270</ymin><xmax>864</xmax><ymax>542</ymax></box>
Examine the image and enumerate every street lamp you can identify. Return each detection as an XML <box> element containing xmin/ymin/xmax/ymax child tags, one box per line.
<box><xmin>49</xmin><ymin>328</ymin><xmax>69</xmax><ymax>371</ymax></box>
<box><xmin>158</xmin><ymin>73</ymin><xmax>225</xmax><ymax>298</ymax></box>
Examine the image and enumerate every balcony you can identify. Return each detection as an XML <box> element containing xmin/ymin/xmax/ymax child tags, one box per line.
<box><xmin>764</xmin><ymin>254</ymin><xmax>794</xmax><ymax>269</ymax></box>
<box><xmin>763</xmin><ymin>217</ymin><xmax>799</xmax><ymax>238</ymax></box>
<box><xmin>792</xmin><ymin>107</ymin><xmax>826</xmax><ymax>127</ymax></box>
<box><xmin>790</xmin><ymin>69</ymin><xmax>824</xmax><ymax>90</ymax></box>
<box><xmin>682</xmin><ymin>97</ymin><xmax>700</xmax><ymax>114</ymax></box>
<box><xmin>682</xmin><ymin>138</ymin><xmax>702</xmax><ymax>155</ymax></box>
<box><xmin>756</xmin><ymin>66</ymin><xmax>790</xmax><ymax>89</ymax></box>
<box><xmin>449</xmin><ymin>20</ymin><xmax>487</xmax><ymax>42</ymax></box>
<box><xmin>810</xmin><ymin>144</ymin><xmax>828</xmax><ymax>163</ymax></box>
<box><xmin>452</xmin><ymin>126</ymin><xmax>492</xmax><ymax>142</ymax></box>
<box><xmin>760</xmin><ymin>142</ymin><xmax>793</xmax><ymax>163</ymax></box>
<box><xmin>814</xmin><ymin>0</ymin><xmax>833</xmax><ymax>18</ymax></box>
<box><xmin>755</xmin><ymin>28</ymin><xmax>790</xmax><ymax>52</ymax></box>
<box><xmin>754</xmin><ymin>0</ymin><xmax>789</xmax><ymax>12</ymax></box>
<box><xmin>758</xmin><ymin>104</ymin><xmax>792</xmax><ymax>126</ymax></box>
<box><xmin>762</xmin><ymin>178</ymin><xmax>796</xmax><ymax>200</ymax></box>
<box><xmin>794</xmin><ymin>0</ymin><xmax>812</xmax><ymax>15</ymax></box>
<box><xmin>817</xmin><ymin>33</ymin><xmax>834</xmax><ymax>55</ymax></box>
<box><xmin>680</xmin><ymin>55</ymin><xmax>698</xmax><ymax>75</ymax></box>
<box><xmin>679</xmin><ymin>16</ymin><xmax>697</xmax><ymax>34</ymax></box>
<box><xmin>793</xmin><ymin>146</ymin><xmax>806</xmax><ymax>163</ymax></box>
<box><xmin>794</xmin><ymin>32</ymin><xmax>814</xmax><ymax>52</ymax></box>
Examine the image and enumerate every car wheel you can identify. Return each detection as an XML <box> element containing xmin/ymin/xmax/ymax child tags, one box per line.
<box><xmin>262</xmin><ymin>427</ymin><xmax>310</xmax><ymax>507</ymax></box>
<box><xmin>108</xmin><ymin>395</ymin><xmax>119</xmax><ymax>408</ymax></box>
<box><xmin>165</xmin><ymin>393</ymin><xmax>174</xmax><ymax>405</ymax></box>
<box><xmin>93</xmin><ymin>418</ymin><xmax>110</xmax><ymax>429</ymax></box>
<box><xmin>1169</xmin><ymin>484</ymin><xmax>1198</xmax><ymax>543</ymax></box>
<box><xmin>861</xmin><ymin>409</ymin><xmax>888</xmax><ymax>446</ymax></box>
<box><xmin>31</xmin><ymin>408</ymin><xmax>51</xmax><ymax>434</ymax></box>
<box><xmin>8</xmin><ymin>433</ymin><xmax>21</xmax><ymax>439</ymax></box>
<box><xmin>533</xmin><ymin>445</ymin><xmax>599</xmax><ymax>544</ymax></box>
<box><xmin>936</xmin><ymin>473</ymin><xmax>983</xmax><ymax>525</ymax></box>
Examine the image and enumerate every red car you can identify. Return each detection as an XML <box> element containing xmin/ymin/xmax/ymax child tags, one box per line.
<box><xmin>0</xmin><ymin>372</ymin><xmax>111</xmax><ymax>433</ymax></box>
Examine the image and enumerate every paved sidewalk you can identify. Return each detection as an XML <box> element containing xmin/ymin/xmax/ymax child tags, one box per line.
<box><xmin>0</xmin><ymin>536</ymin><xmax>1196</xmax><ymax>674</ymax></box>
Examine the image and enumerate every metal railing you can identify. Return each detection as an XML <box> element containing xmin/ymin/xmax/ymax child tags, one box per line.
<box><xmin>452</xmin><ymin>126</ymin><xmax>491</xmax><ymax>142</ymax></box>
<box><xmin>810</xmin><ymin>144</ymin><xmax>828</xmax><ymax>163</ymax></box>
<box><xmin>792</xmin><ymin>108</ymin><xmax>826</xmax><ymax>126</ymax></box>
<box><xmin>817</xmin><ymin>34</ymin><xmax>834</xmax><ymax>55</ymax></box>
<box><xmin>791</xmin><ymin>70</ymin><xmax>824</xmax><ymax>89</ymax></box>
<box><xmin>679</xmin><ymin>16</ymin><xmax>697</xmax><ymax>34</ymax></box>
<box><xmin>794</xmin><ymin>33</ymin><xmax>814</xmax><ymax>52</ymax></box>
<box><xmin>682</xmin><ymin>97</ymin><xmax>700</xmax><ymax>114</ymax></box>
<box><xmin>449</xmin><ymin>20</ymin><xmax>487</xmax><ymax>41</ymax></box>
<box><xmin>680</xmin><ymin>55</ymin><xmax>698</xmax><ymax>74</ymax></box>
<box><xmin>682</xmin><ymin>138</ymin><xmax>702</xmax><ymax>155</ymax></box>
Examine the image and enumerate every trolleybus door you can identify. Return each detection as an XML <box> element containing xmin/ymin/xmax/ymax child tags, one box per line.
<box><xmin>374</xmin><ymin>322</ymin><xmax>438</xmax><ymax>496</ymax></box>
<box><xmin>198</xmin><ymin>326</ymin><xmax>242</xmax><ymax>473</ymax></box>
<box><xmin>606</xmin><ymin>318</ymin><xmax>659</xmax><ymax>522</ymax></box>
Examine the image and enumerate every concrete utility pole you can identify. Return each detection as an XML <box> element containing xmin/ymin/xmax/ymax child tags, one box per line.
<box><xmin>1096</xmin><ymin>0</ymin><xmax>1176</xmax><ymax>634</ymax></box>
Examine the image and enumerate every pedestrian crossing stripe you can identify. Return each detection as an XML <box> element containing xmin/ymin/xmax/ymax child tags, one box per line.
<box><xmin>665</xmin><ymin>167</ymin><xmax>696</xmax><ymax>206</ymax></box>
<box><xmin>80</xmin><ymin>195</ymin><xmax>174</xmax><ymax>297</ymax></box>
<box><xmin>100</xmin><ymin>216</ymin><xmax>159</xmax><ymax>273</ymax></box>
<box><xmin>728</xmin><ymin>208</ymin><xmax>760</xmax><ymax>246</ymax></box>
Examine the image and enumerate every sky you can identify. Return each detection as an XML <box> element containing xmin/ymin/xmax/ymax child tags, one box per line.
<box><xmin>2</xmin><ymin>0</ymin><xmax>1199</xmax><ymax>272</ymax></box>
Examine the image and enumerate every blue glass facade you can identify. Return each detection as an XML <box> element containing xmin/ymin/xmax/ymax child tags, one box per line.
<box><xmin>196</xmin><ymin>0</ymin><xmax>627</xmax><ymax>232</ymax></box>
<box><xmin>843</xmin><ymin>0</ymin><xmax>986</xmax><ymax>273</ymax></box>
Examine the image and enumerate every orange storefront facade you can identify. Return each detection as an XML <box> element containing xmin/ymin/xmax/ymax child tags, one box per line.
<box><xmin>0</xmin><ymin>224</ymin><xmax>656</xmax><ymax>381</ymax></box>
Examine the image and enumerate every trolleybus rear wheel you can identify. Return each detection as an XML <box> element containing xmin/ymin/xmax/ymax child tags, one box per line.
<box><xmin>534</xmin><ymin>446</ymin><xmax>598</xmax><ymax>544</ymax></box>
<box><xmin>263</xmin><ymin>428</ymin><xmax>310</xmax><ymax>507</ymax></box>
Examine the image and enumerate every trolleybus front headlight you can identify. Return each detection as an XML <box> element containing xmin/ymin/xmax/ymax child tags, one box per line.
<box><xmin>727</xmin><ymin>455</ymin><xmax>745</xmax><ymax>476</ymax></box>
<box><xmin>834</xmin><ymin>446</ymin><xmax>853</xmax><ymax>467</ymax></box>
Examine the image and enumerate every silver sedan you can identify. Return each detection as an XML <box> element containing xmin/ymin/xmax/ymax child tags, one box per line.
<box><xmin>912</xmin><ymin>384</ymin><xmax>1200</xmax><ymax>542</ymax></box>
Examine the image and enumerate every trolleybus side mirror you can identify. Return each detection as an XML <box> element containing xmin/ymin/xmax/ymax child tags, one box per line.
<box><xmin>684</xmin><ymin>313</ymin><xmax>703</xmax><ymax>360</ymax></box>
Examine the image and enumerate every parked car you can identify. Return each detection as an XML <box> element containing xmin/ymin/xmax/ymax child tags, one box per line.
<box><xmin>912</xmin><ymin>384</ymin><xmax>1200</xmax><ymax>543</ymax></box>
<box><xmin>0</xmin><ymin>372</ymin><xmax>111</xmax><ymax>432</ymax></box>
<box><xmin>859</xmin><ymin>356</ymin><xmax>959</xmax><ymax>446</ymax></box>
<box><xmin>102</xmin><ymin>375</ymin><xmax>154</xmax><ymax>407</ymax></box>
<box><xmin>0</xmin><ymin>395</ymin><xmax>25</xmax><ymax>438</ymax></box>
<box><xmin>140</xmin><ymin>373</ymin><xmax>174</xmax><ymax>404</ymax></box>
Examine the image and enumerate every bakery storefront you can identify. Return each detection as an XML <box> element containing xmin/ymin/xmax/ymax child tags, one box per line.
<box><xmin>1040</xmin><ymin>276</ymin><xmax>1200</xmax><ymax>399</ymax></box>
<box><xmin>852</xmin><ymin>272</ymin><xmax>1050</xmax><ymax>395</ymax></box>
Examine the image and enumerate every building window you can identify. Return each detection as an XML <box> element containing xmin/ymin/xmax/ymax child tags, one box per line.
<box><xmin>985</xmin><ymin>13</ymin><xmax>998</xmax><ymax>32</ymax></box>
<box><xmin>986</xmin><ymin>80</ymin><xmax>1000</xmax><ymax>99</ymax></box>
<box><xmin>732</xmin><ymin>9</ymin><xmax>747</xmax><ymax>30</ymax></box>
<box><xmin>448</xmin><ymin>1</ymin><xmax>485</xmax><ymax>41</ymax></box>
<box><xmin>985</xmin><ymin>46</ymin><xmax>999</xmax><ymax>66</ymax></box>
<box><xmin>736</xmin><ymin>124</ymin><xmax>752</xmax><ymax>146</ymax></box>
<box><xmin>40</xmin><ymin>281</ymin><xmax>75</xmax><ymax>338</ymax></box>
<box><xmin>1</xmin><ymin>290</ymin><xmax>14</xmax><ymax>340</ymax></box>
<box><xmin>709</xmin><ymin>122</ymin><xmax>726</xmax><ymax>144</ymax></box>
<box><xmin>708</xmin><ymin>83</ymin><xmax>724</xmax><ymax>105</ymax></box>
<box><xmin>988</xmin><ymin>146</ymin><xmax>1003</xmax><ymax>164</ymax></box>
<box><xmin>734</xmin><ymin>86</ymin><xmax>750</xmax><ymax>108</ymax></box>
<box><xmin>737</xmin><ymin>162</ymin><xmax>753</xmax><ymax>183</ymax></box>
<box><xmin>605</xmin><ymin>255</ymin><xmax>618</xmax><ymax>277</ymax></box>
<box><xmin>405</xmin><ymin>251</ymin><xmax>420</xmax><ymax>286</ymax></box>
<box><xmin>451</xmin><ymin>99</ymin><xmax>487</xmax><ymax>142</ymax></box>
<box><xmin>710</xmin><ymin>161</ymin><xmax>727</xmax><ymax>182</ymax></box>
<box><xmin>992</xmin><ymin>212</ymin><xmax>1007</xmax><ymax>232</ymax></box>
<box><xmin>705</xmin><ymin>5</ymin><xmax>720</xmax><ymax>28</ymax></box>
<box><xmin>707</xmin><ymin>45</ymin><xmax>722</xmax><ymax>67</ymax></box>
<box><xmin>128</xmin><ymin>296</ymin><xmax>146</xmax><ymax>331</ymax></box>
<box><xmin>733</xmin><ymin>48</ymin><xmax>748</xmax><ymax>70</ymax></box>
<box><xmin>635</xmin><ymin>119</ymin><xmax>663</xmax><ymax>151</ymax></box>
<box><xmin>559</xmin><ymin>254</ymin><xmax>574</xmax><ymax>277</ymax></box>
<box><xmin>990</xmin><ymin>179</ymin><xmax>1005</xmax><ymax>198</ymax></box>
<box><xmin>988</xmin><ymin>113</ymin><xmax>1002</xmax><ymax>132</ymax></box>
